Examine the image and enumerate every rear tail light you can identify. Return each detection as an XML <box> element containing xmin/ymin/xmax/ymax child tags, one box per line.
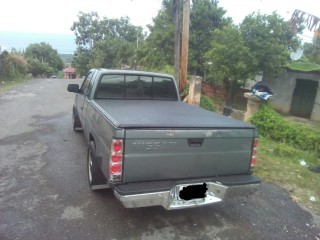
<box><xmin>109</xmin><ymin>139</ymin><xmax>123</xmax><ymax>182</ymax></box>
<box><xmin>251</xmin><ymin>138</ymin><xmax>258</xmax><ymax>169</ymax></box>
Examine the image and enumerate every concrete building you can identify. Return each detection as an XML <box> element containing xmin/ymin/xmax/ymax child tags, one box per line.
<box><xmin>264</xmin><ymin>70</ymin><xmax>320</xmax><ymax>122</ymax></box>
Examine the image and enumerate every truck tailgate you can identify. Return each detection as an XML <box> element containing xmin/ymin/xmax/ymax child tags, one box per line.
<box><xmin>123</xmin><ymin>128</ymin><xmax>255</xmax><ymax>182</ymax></box>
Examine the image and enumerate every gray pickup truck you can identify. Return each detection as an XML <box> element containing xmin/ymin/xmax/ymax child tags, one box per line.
<box><xmin>67</xmin><ymin>68</ymin><xmax>260</xmax><ymax>210</ymax></box>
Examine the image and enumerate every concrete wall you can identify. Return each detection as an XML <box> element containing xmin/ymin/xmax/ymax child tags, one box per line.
<box><xmin>264</xmin><ymin>71</ymin><xmax>320</xmax><ymax>121</ymax></box>
<box><xmin>311</xmin><ymin>87</ymin><xmax>320</xmax><ymax>122</ymax></box>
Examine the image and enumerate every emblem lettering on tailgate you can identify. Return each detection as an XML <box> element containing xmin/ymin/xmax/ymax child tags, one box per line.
<box><xmin>132</xmin><ymin>141</ymin><xmax>177</xmax><ymax>151</ymax></box>
<box><xmin>166</xmin><ymin>130</ymin><xmax>175</xmax><ymax>137</ymax></box>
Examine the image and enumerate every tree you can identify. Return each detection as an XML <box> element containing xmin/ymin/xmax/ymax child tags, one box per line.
<box><xmin>90</xmin><ymin>36</ymin><xmax>135</xmax><ymax>68</ymax></box>
<box><xmin>140</xmin><ymin>0</ymin><xmax>175</xmax><ymax>70</ymax></box>
<box><xmin>141</xmin><ymin>0</ymin><xmax>229</xmax><ymax>74</ymax></box>
<box><xmin>71</xmin><ymin>12</ymin><xmax>144</xmax><ymax>72</ymax></box>
<box><xmin>240</xmin><ymin>12</ymin><xmax>302</xmax><ymax>77</ymax></box>
<box><xmin>72</xmin><ymin>47</ymin><xmax>92</xmax><ymax>76</ymax></box>
<box><xmin>189</xmin><ymin>0</ymin><xmax>231</xmax><ymax>75</ymax></box>
<box><xmin>304</xmin><ymin>42</ymin><xmax>320</xmax><ymax>65</ymax></box>
<box><xmin>205</xmin><ymin>12</ymin><xmax>302</xmax><ymax>105</ymax></box>
<box><xmin>205</xmin><ymin>25</ymin><xmax>255</xmax><ymax>105</ymax></box>
<box><xmin>71</xmin><ymin>12</ymin><xmax>102</xmax><ymax>49</ymax></box>
<box><xmin>24</xmin><ymin>42</ymin><xmax>63</xmax><ymax>77</ymax></box>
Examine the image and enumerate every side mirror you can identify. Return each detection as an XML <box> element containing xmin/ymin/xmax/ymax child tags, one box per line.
<box><xmin>67</xmin><ymin>84</ymin><xmax>80</xmax><ymax>93</ymax></box>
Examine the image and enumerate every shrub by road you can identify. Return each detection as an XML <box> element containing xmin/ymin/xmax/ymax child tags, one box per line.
<box><xmin>251</xmin><ymin>104</ymin><xmax>320</xmax><ymax>214</ymax></box>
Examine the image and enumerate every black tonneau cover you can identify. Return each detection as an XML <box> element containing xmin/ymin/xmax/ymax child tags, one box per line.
<box><xmin>93</xmin><ymin>100</ymin><xmax>254</xmax><ymax>129</ymax></box>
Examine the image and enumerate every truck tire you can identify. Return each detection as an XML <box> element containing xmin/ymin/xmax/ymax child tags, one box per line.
<box><xmin>72</xmin><ymin>110</ymin><xmax>83</xmax><ymax>131</ymax></box>
<box><xmin>87</xmin><ymin>141</ymin><xmax>107</xmax><ymax>191</ymax></box>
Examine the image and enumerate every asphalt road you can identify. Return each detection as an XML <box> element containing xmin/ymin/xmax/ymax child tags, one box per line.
<box><xmin>0</xmin><ymin>78</ymin><xmax>319</xmax><ymax>240</ymax></box>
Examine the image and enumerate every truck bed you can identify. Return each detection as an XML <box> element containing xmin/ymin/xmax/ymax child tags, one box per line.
<box><xmin>93</xmin><ymin>99</ymin><xmax>254</xmax><ymax>129</ymax></box>
<box><xmin>93</xmin><ymin>99</ymin><xmax>257</xmax><ymax>183</ymax></box>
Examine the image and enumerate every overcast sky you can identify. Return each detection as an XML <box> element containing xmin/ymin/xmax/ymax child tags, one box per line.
<box><xmin>0</xmin><ymin>0</ymin><xmax>318</xmax><ymax>41</ymax></box>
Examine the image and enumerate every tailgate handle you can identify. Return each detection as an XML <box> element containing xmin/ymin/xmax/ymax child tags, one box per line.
<box><xmin>188</xmin><ymin>138</ymin><xmax>204</xmax><ymax>147</ymax></box>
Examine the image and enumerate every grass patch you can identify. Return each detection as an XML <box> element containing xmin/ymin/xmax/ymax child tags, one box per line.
<box><xmin>256</xmin><ymin>137</ymin><xmax>320</xmax><ymax>214</ymax></box>
<box><xmin>252</xmin><ymin>105</ymin><xmax>320</xmax><ymax>214</ymax></box>
<box><xmin>288</xmin><ymin>62</ymin><xmax>320</xmax><ymax>72</ymax></box>
<box><xmin>0</xmin><ymin>78</ymin><xmax>30</xmax><ymax>96</ymax></box>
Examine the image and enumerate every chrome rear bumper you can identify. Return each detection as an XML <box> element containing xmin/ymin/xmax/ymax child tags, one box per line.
<box><xmin>114</xmin><ymin>181</ymin><xmax>260</xmax><ymax>210</ymax></box>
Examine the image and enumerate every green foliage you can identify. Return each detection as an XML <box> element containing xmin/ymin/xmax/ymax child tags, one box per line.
<box><xmin>0</xmin><ymin>51</ymin><xmax>28</xmax><ymax>81</ymax></box>
<box><xmin>240</xmin><ymin>12</ymin><xmax>301</xmax><ymax>77</ymax></box>
<box><xmin>159</xmin><ymin>65</ymin><xmax>175</xmax><ymax>75</ymax></box>
<box><xmin>25</xmin><ymin>42</ymin><xmax>63</xmax><ymax>77</ymax></box>
<box><xmin>27</xmin><ymin>58</ymin><xmax>54</xmax><ymax>77</ymax></box>
<box><xmin>71</xmin><ymin>12</ymin><xmax>144</xmax><ymax>72</ymax></box>
<box><xmin>71</xmin><ymin>12</ymin><xmax>101</xmax><ymax>48</ymax></box>
<box><xmin>200</xmin><ymin>95</ymin><xmax>216</xmax><ymax>112</ymax></box>
<box><xmin>70</xmin><ymin>2</ymin><xmax>229</xmax><ymax>73</ymax></box>
<box><xmin>90</xmin><ymin>36</ymin><xmax>136</xmax><ymax>68</ymax></box>
<box><xmin>141</xmin><ymin>0</ymin><xmax>229</xmax><ymax>73</ymax></box>
<box><xmin>205</xmin><ymin>25</ymin><xmax>255</xmax><ymax>105</ymax></box>
<box><xmin>140</xmin><ymin>1</ymin><xmax>175</xmax><ymax>69</ymax></box>
<box><xmin>179</xmin><ymin>83</ymin><xmax>216</xmax><ymax>112</ymax></box>
<box><xmin>179</xmin><ymin>83</ymin><xmax>190</xmax><ymax>100</ymax></box>
<box><xmin>251</xmin><ymin>104</ymin><xmax>320</xmax><ymax>156</ymax></box>
<box><xmin>203</xmin><ymin>11</ymin><xmax>302</xmax><ymax>106</ymax></box>
<box><xmin>69</xmin><ymin>3</ymin><xmax>304</xmax><ymax>114</ymax></box>
<box><xmin>142</xmin><ymin>64</ymin><xmax>175</xmax><ymax>76</ymax></box>
<box><xmin>189</xmin><ymin>0</ymin><xmax>230</xmax><ymax>75</ymax></box>
<box><xmin>59</xmin><ymin>54</ymin><xmax>73</xmax><ymax>67</ymax></box>
<box><xmin>72</xmin><ymin>47</ymin><xmax>92</xmax><ymax>76</ymax></box>
<box><xmin>287</xmin><ymin>62</ymin><xmax>320</xmax><ymax>72</ymax></box>
<box><xmin>304</xmin><ymin>41</ymin><xmax>320</xmax><ymax>65</ymax></box>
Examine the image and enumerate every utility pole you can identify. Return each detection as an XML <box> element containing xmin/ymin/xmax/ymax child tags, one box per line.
<box><xmin>173</xmin><ymin>0</ymin><xmax>181</xmax><ymax>88</ymax></box>
<box><xmin>180</xmin><ymin>0</ymin><xmax>190</xmax><ymax>92</ymax></box>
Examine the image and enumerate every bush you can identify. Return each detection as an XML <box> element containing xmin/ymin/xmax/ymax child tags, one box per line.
<box><xmin>180</xmin><ymin>84</ymin><xmax>216</xmax><ymax>112</ymax></box>
<box><xmin>0</xmin><ymin>51</ymin><xmax>28</xmax><ymax>81</ymax></box>
<box><xmin>251</xmin><ymin>104</ymin><xmax>320</xmax><ymax>156</ymax></box>
<box><xmin>159</xmin><ymin>65</ymin><xmax>174</xmax><ymax>75</ymax></box>
<box><xmin>200</xmin><ymin>95</ymin><xmax>216</xmax><ymax>112</ymax></box>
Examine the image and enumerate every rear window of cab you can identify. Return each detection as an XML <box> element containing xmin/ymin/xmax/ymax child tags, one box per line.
<box><xmin>95</xmin><ymin>74</ymin><xmax>178</xmax><ymax>100</ymax></box>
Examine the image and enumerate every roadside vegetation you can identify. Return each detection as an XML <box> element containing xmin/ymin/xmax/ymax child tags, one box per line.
<box><xmin>0</xmin><ymin>50</ymin><xmax>29</xmax><ymax>95</ymax></box>
<box><xmin>251</xmin><ymin>104</ymin><xmax>320</xmax><ymax>213</ymax></box>
<box><xmin>0</xmin><ymin>51</ymin><xmax>27</xmax><ymax>81</ymax></box>
<box><xmin>251</xmin><ymin>104</ymin><xmax>320</xmax><ymax>155</ymax></box>
<box><xmin>0</xmin><ymin>42</ymin><xmax>65</xmax><ymax>94</ymax></box>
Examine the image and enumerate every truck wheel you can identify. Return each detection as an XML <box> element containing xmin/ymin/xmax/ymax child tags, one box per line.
<box><xmin>72</xmin><ymin>112</ymin><xmax>83</xmax><ymax>131</ymax></box>
<box><xmin>87</xmin><ymin>142</ymin><xmax>107</xmax><ymax>191</ymax></box>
